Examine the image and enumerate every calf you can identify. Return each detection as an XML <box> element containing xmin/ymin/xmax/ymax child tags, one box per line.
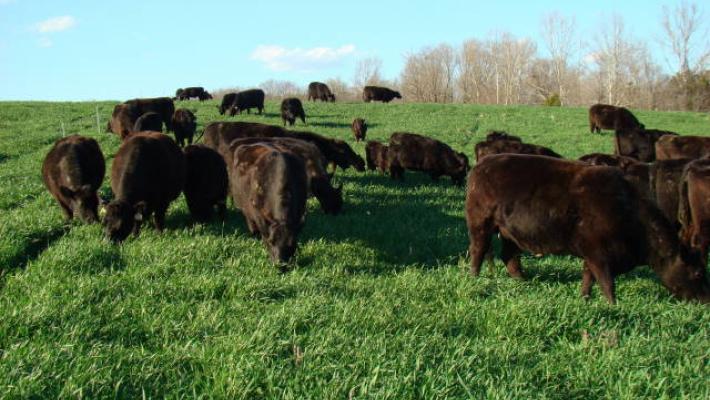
<box><xmin>133</xmin><ymin>111</ymin><xmax>163</xmax><ymax>133</ymax></box>
<box><xmin>365</xmin><ymin>141</ymin><xmax>389</xmax><ymax>173</ymax></box>
<box><xmin>42</xmin><ymin>135</ymin><xmax>105</xmax><ymax>223</ymax></box>
<box><xmin>280</xmin><ymin>98</ymin><xmax>306</xmax><ymax>126</ymax></box>
<box><xmin>103</xmin><ymin>132</ymin><xmax>185</xmax><ymax>243</ymax></box>
<box><xmin>228</xmin><ymin>137</ymin><xmax>342</xmax><ymax>215</ymax></box>
<box><xmin>614</xmin><ymin>128</ymin><xmax>678</xmax><ymax>162</ymax></box>
<box><xmin>589</xmin><ymin>103</ymin><xmax>644</xmax><ymax>133</ymax></box>
<box><xmin>362</xmin><ymin>86</ymin><xmax>402</xmax><ymax>103</ymax></box>
<box><xmin>679</xmin><ymin>159</ymin><xmax>710</xmax><ymax>262</ymax></box>
<box><xmin>230</xmin><ymin>143</ymin><xmax>308</xmax><ymax>264</ymax></box>
<box><xmin>183</xmin><ymin>145</ymin><xmax>227</xmax><ymax>222</ymax></box>
<box><xmin>387</xmin><ymin>132</ymin><xmax>469</xmax><ymax>185</ymax></box>
<box><xmin>466</xmin><ymin>154</ymin><xmax>710</xmax><ymax>304</ymax></box>
<box><xmin>172</xmin><ymin>108</ymin><xmax>197</xmax><ymax>147</ymax></box>
<box><xmin>655</xmin><ymin>135</ymin><xmax>710</xmax><ymax>160</ymax></box>
<box><xmin>351</xmin><ymin>118</ymin><xmax>367</xmax><ymax>142</ymax></box>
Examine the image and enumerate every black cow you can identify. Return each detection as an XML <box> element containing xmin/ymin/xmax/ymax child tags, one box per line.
<box><xmin>172</xmin><ymin>108</ymin><xmax>197</xmax><ymax>147</ymax></box>
<box><xmin>228</xmin><ymin>89</ymin><xmax>265</xmax><ymax>116</ymax></box>
<box><xmin>387</xmin><ymin>132</ymin><xmax>469</xmax><ymax>185</ymax></box>
<box><xmin>183</xmin><ymin>144</ymin><xmax>227</xmax><ymax>222</ymax></box>
<box><xmin>362</xmin><ymin>86</ymin><xmax>402</xmax><ymax>103</ymax></box>
<box><xmin>133</xmin><ymin>112</ymin><xmax>163</xmax><ymax>133</ymax></box>
<box><xmin>589</xmin><ymin>103</ymin><xmax>644</xmax><ymax>133</ymax></box>
<box><xmin>280</xmin><ymin>98</ymin><xmax>306</xmax><ymax>126</ymax></box>
<box><xmin>123</xmin><ymin>97</ymin><xmax>175</xmax><ymax>131</ymax></box>
<box><xmin>307</xmin><ymin>82</ymin><xmax>335</xmax><ymax>102</ymax></box>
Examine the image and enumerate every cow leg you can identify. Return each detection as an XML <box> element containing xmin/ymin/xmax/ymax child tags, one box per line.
<box><xmin>245</xmin><ymin>217</ymin><xmax>259</xmax><ymax>236</ymax></box>
<box><xmin>153</xmin><ymin>205</ymin><xmax>167</xmax><ymax>232</ymax></box>
<box><xmin>586</xmin><ymin>260</ymin><xmax>616</xmax><ymax>304</ymax></box>
<box><xmin>58</xmin><ymin>200</ymin><xmax>73</xmax><ymax>221</ymax></box>
<box><xmin>581</xmin><ymin>261</ymin><xmax>596</xmax><ymax>299</ymax></box>
<box><xmin>217</xmin><ymin>201</ymin><xmax>226</xmax><ymax>220</ymax></box>
<box><xmin>468</xmin><ymin>218</ymin><xmax>494</xmax><ymax>276</ymax></box>
<box><xmin>500</xmin><ymin>238</ymin><xmax>524</xmax><ymax>278</ymax></box>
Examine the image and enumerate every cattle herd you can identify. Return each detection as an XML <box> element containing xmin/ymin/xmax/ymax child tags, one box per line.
<box><xmin>41</xmin><ymin>83</ymin><xmax>710</xmax><ymax>304</ymax></box>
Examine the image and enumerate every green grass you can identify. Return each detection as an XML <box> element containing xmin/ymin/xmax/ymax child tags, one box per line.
<box><xmin>0</xmin><ymin>100</ymin><xmax>708</xmax><ymax>399</ymax></box>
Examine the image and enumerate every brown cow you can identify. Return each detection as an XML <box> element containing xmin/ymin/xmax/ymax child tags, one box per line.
<box><xmin>183</xmin><ymin>144</ymin><xmax>228</xmax><ymax>222</ymax></box>
<box><xmin>474</xmin><ymin>134</ymin><xmax>561</xmax><ymax>161</ymax></box>
<box><xmin>280</xmin><ymin>98</ymin><xmax>306</xmax><ymax>126</ymax></box>
<box><xmin>202</xmin><ymin>121</ymin><xmax>365</xmax><ymax>172</ymax></box>
<box><xmin>650</xmin><ymin>158</ymin><xmax>694</xmax><ymax>229</ymax></box>
<box><xmin>227</xmin><ymin>137</ymin><xmax>342</xmax><ymax>215</ymax></box>
<box><xmin>307</xmin><ymin>82</ymin><xmax>335</xmax><ymax>102</ymax></box>
<box><xmin>588</xmin><ymin>103</ymin><xmax>644</xmax><ymax>133</ymax></box>
<box><xmin>614</xmin><ymin>128</ymin><xmax>678</xmax><ymax>162</ymax></box>
<box><xmin>42</xmin><ymin>135</ymin><xmax>105</xmax><ymax>223</ymax></box>
<box><xmin>655</xmin><ymin>135</ymin><xmax>710</xmax><ymax>160</ymax></box>
<box><xmin>365</xmin><ymin>141</ymin><xmax>389</xmax><ymax>173</ymax></box>
<box><xmin>387</xmin><ymin>132</ymin><xmax>469</xmax><ymax>185</ymax></box>
<box><xmin>466</xmin><ymin>154</ymin><xmax>710</xmax><ymax>304</ymax></box>
<box><xmin>123</xmin><ymin>97</ymin><xmax>175</xmax><ymax>131</ymax></box>
<box><xmin>578</xmin><ymin>153</ymin><xmax>653</xmax><ymax>202</ymax></box>
<box><xmin>351</xmin><ymin>118</ymin><xmax>367</xmax><ymax>142</ymax></box>
<box><xmin>172</xmin><ymin>108</ymin><xmax>197</xmax><ymax>147</ymax></box>
<box><xmin>362</xmin><ymin>86</ymin><xmax>401</xmax><ymax>103</ymax></box>
<box><xmin>679</xmin><ymin>159</ymin><xmax>710</xmax><ymax>263</ymax></box>
<box><xmin>230</xmin><ymin>143</ymin><xmax>308</xmax><ymax>264</ymax></box>
<box><xmin>103</xmin><ymin>132</ymin><xmax>185</xmax><ymax>243</ymax></box>
<box><xmin>108</xmin><ymin>103</ymin><xmax>139</xmax><ymax>139</ymax></box>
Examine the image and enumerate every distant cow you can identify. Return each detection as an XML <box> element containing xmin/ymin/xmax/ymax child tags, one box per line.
<box><xmin>614</xmin><ymin>128</ymin><xmax>678</xmax><ymax>162</ymax></box>
<box><xmin>679</xmin><ymin>159</ymin><xmax>710</xmax><ymax>262</ymax></box>
<box><xmin>218</xmin><ymin>92</ymin><xmax>238</xmax><ymax>115</ymax></box>
<box><xmin>230</xmin><ymin>142</ymin><xmax>308</xmax><ymax>264</ymax></box>
<box><xmin>655</xmin><ymin>135</ymin><xmax>710</xmax><ymax>160</ymax></box>
<box><xmin>387</xmin><ymin>132</ymin><xmax>469</xmax><ymax>185</ymax></box>
<box><xmin>175</xmin><ymin>87</ymin><xmax>212</xmax><ymax>101</ymax></box>
<box><xmin>103</xmin><ymin>132</ymin><xmax>185</xmax><ymax>243</ymax></box>
<box><xmin>466</xmin><ymin>154</ymin><xmax>710</xmax><ymax>304</ymax></box>
<box><xmin>588</xmin><ymin>103</ymin><xmax>644</xmax><ymax>133</ymax></box>
<box><xmin>474</xmin><ymin>134</ymin><xmax>561</xmax><ymax>161</ymax></box>
<box><xmin>351</xmin><ymin>118</ymin><xmax>367</xmax><ymax>142</ymax></box>
<box><xmin>227</xmin><ymin>89</ymin><xmax>265</xmax><ymax>116</ymax></box>
<box><xmin>202</xmin><ymin>121</ymin><xmax>365</xmax><ymax>172</ymax></box>
<box><xmin>362</xmin><ymin>86</ymin><xmax>402</xmax><ymax>103</ymax></box>
<box><xmin>133</xmin><ymin>112</ymin><xmax>163</xmax><ymax>133</ymax></box>
<box><xmin>42</xmin><ymin>135</ymin><xmax>105</xmax><ymax>223</ymax></box>
<box><xmin>172</xmin><ymin>108</ymin><xmax>197</xmax><ymax>147</ymax></box>
<box><xmin>365</xmin><ymin>141</ymin><xmax>389</xmax><ymax>173</ymax></box>
<box><xmin>107</xmin><ymin>103</ymin><xmax>139</xmax><ymax>139</ymax></box>
<box><xmin>307</xmin><ymin>82</ymin><xmax>335</xmax><ymax>102</ymax></box>
<box><xmin>124</xmin><ymin>97</ymin><xmax>176</xmax><ymax>131</ymax></box>
<box><xmin>183</xmin><ymin>145</ymin><xmax>227</xmax><ymax>222</ymax></box>
<box><xmin>227</xmin><ymin>137</ymin><xmax>342</xmax><ymax>215</ymax></box>
<box><xmin>280</xmin><ymin>98</ymin><xmax>306</xmax><ymax>126</ymax></box>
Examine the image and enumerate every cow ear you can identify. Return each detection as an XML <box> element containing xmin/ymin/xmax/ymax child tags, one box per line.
<box><xmin>134</xmin><ymin>201</ymin><xmax>147</xmax><ymax>221</ymax></box>
<box><xmin>59</xmin><ymin>186</ymin><xmax>74</xmax><ymax>198</ymax></box>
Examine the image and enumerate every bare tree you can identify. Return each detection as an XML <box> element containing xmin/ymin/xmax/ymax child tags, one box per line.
<box><xmin>458</xmin><ymin>39</ymin><xmax>495</xmax><ymax>103</ymax></box>
<box><xmin>489</xmin><ymin>32</ymin><xmax>537</xmax><ymax>105</ymax></box>
<box><xmin>258</xmin><ymin>80</ymin><xmax>303</xmax><ymax>100</ymax></box>
<box><xmin>400</xmin><ymin>44</ymin><xmax>456</xmax><ymax>103</ymax></box>
<box><xmin>324</xmin><ymin>78</ymin><xmax>357</xmax><ymax>101</ymax></box>
<box><xmin>540</xmin><ymin>12</ymin><xmax>577</xmax><ymax>105</ymax></box>
<box><xmin>352</xmin><ymin>57</ymin><xmax>384</xmax><ymax>89</ymax></box>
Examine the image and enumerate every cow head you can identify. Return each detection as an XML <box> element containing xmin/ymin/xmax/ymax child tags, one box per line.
<box><xmin>660</xmin><ymin>244</ymin><xmax>710</xmax><ymax>303</ymax></box>
<box><xmin>217</xmin><ymin>105</ymin><xmax>225</xmax><ymax>115</ymax></box>
<box><xmin>103</xmin><ymin>200</ymin><xmax>147</xmax><ymax>243</ymax></box>
<box><xmin>328</xmin><ymin>93</ymin><xmax>336</xmax><ymax>102</ymax></box>
<box><xmin>394</xmin><ymin>91</ymin><xmax>402</xmax><ymax>99</ymax></box>
<box><xmin>450</xmin><ymin>152</ymin><xmax>470</xmax><ymax>186</ymax></box>
<box><xmin>312</xmin><ymin>177</ymin><xmax>343</xmax><ymax>215</ymax></box>
<box><xmin>333</xmin><ymin>140</ymin><xmax>365</xmax><ymax>171</ymax></box>
<box><xmin>60</xmin><ymin>184</ymin><xmax>100</xmax><ymax>223</ymax></box>
<box><xmin>228</xmin><ymin>107</ymin><xmax>240</xmax><ymax>117</ymax></box>
<box><xmin>264</xmin><ymin>221</ymin><xmax>299</xmax><ymax>265</ymax></box>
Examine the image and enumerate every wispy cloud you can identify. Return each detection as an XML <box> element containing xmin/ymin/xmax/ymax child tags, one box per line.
<box><xmin>0</xmin><ymin>0</ymin><xmax>17</xmax><ymax>5</ymax></box>
<box><xmin>33</xmin><ymin>15</ymin><xmax>76</xmax><ymax>33</ymax></box>
<box><xmin>37</xmin><ymin>37</ymin><xmax>52</xmax><ymax>48</ymax></box>
<box><xmin>250</xmin><ymin>44</ymin><xmax>356</xmax><ymax>72</ymax></box>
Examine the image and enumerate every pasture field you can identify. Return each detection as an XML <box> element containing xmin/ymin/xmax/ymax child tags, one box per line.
<box><xmin>0</xmin><ymin>100</ymin><xmax>709</xmax><ymax>399</ymax></box>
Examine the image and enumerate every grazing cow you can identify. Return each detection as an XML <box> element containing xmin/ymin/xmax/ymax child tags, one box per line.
<box><xmin>280</xmin><ymin>98</ymin><xmax>306</xmax><ymax>126</ymax></box>
<box><xmin>172</xmin><ymin>108</ymin><xmax>197</xmax><ymax>147</ymax></box>
<box><xmin>108</xmin><ymin>103</ymin><xmax>139</xmax><ymax>139</ymax></box>
<box><xmin>227</xmin><ymin>89</ymin><xmax>265</xmax><ymax>116</ymax></box>
<box><xmin>466</xmin><ymin>154</ymin><xmax>710</xmax><ymax>304</ymax></box>
<box><xmin>351</xmin><ymin>118</ymin><xmax>367</xmax><ymax>142</ymax></box>
<box><xmin>614</xmin><ymin>128</ymin><xmax>678</xmax><ymax>162</ymax></box>
<box><xmin>230</xmin><ymin>143</ymin><xmax>308</xmax><ymax>264</ymax></box>
<box><xmin>202</xmin><ymin>121</ymin><xmax>365</xmax><ymax>172</ymax></box>
<box><xmin>218</xmin><ymin>92</ymin><xmax>238</xmax><ymax>115</ymax></box>
<box><xmin>679</xmin><ymin>159</ymin><xmax>710</xmax><ymax>262</ymax></box>
<box><xmin>578</xmin><ymin>153</ymin><xmax>652</xmax><ymax>201</ymax></box>
<box><xmin>103</xmin><ymin>132</ymin><xmax>185</xmax><ymax>243</ymax></box>
<box><xmin>651</xmin><ymin>158</ymin><xmax>694</xmax><ymax>229</ymax></box>
<box><xmin>365</xmin><ymin>141</ymin><xmax>389</xmax><ymax>173</ymax></box>
<box><xmin>183</xmin><ymin>145</ymin><xmax>227</xmax><ymax>222</ymax></box>
<box><xmin>655</xmin><ymin>135</ymin><xmax>710</xmax><ymax>160</ymax></box>
<box><xmin>124</xmin><ymin>97</ymin><xmax>175</xmax><ymax>131</ymax></box>
<box><xmin>474</xmin><ymin>135</ymin><xmax>561</xmax><ymax>161</ymax></box>
<box><xmin>133</xmin><ymin>111</ymin><xmax>163</xmax><ymax>133</ymax></box>
<box><xmin>227</xmin><ymin>137</ymin><xmax>342</xmax><ymax>215</ymax></box>
<box><xmin>307</xmin><ymin>82</ymin><xmax>335</xmax><ymax>102</ymax></box>
<box><xmin>387</xmin><ymin>132</ymin><xmax>469</xmax><ymax>185</ymax></box>
<box><xmin>175</xmin><ymin>87</ymin><xmax>211</xmax><ymax>101</ymax></box>
<box><xmin>588</xmin><ymin>103</ymin><xmax>644</xmax><ymax>133</ymax></box>
<box><xmin>42</xmin><ymin>135</ymin><xmax>105</xmax><ymax>223</ymax></box>
<box><xmin>578</xmin><ymin>153</ymin><xmax>641</xmax><ymax>169</ymax></box>
<box><xmin>362</xmin><ymin>86</ymin><xmax>402</xmax><ymax>103</ymax></box>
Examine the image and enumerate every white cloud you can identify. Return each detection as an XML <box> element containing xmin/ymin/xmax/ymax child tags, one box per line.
<box><xmin>33</xmin><ymin>15</ymin><xmax>76</xmax><ymax>33</ymax></box>
<box><xmin>251</xmin><ymin>44</ymin><xmax>356</xmax><ymax>72</ymax></box>
<box><xmin>37</xmin><ymin>37</ymin><xmax>52</xmax><ymax>48</ymax></box>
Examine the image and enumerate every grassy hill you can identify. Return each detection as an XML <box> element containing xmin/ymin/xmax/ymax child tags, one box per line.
<box><xmin>0</xmin><ymin>100</ymin><xmax>708</xmax><ymax>398</ymax></box>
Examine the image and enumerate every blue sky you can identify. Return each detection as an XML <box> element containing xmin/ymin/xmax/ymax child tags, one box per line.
<box><xmin>0</xmin><ymin>0</ymin><xmax>681</xmax><ymax>100</ymax></box>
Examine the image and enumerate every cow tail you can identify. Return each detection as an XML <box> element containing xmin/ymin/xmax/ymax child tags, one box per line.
<box><xmin>678</xmin><ymin>177</ymin><xmax>692</xmax><ymax>242</ymax></box>
<box><xmin>194</xmin><ymin>128</ymin><xmax>206</xmax><ymax>143</ymax></box>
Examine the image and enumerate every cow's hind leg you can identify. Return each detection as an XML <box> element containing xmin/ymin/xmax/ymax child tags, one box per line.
<box><xmin>586</xmin><ymin>259</ymin><xmax>616</xmax><ymax>304</ymax></box>
<box><xmin>468</xmin><ymin>218</ymin><xmax>494</xmax><ymax>276</ymax></box>
<box><xmin>500</xmin><ymin>238</ymin><xmax>524</xmax><ymax>278</ymax></box>
<box><xmin>581</xmin><ymin>261</ymin><xmax>596</xmax><ymax>299</ymax></box>
<box><xmin>153</xmin><ymin>205</ymin><xmax>168</xmax><ymax>232</ymax></box>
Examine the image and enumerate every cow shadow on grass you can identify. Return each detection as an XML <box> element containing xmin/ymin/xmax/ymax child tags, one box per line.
<box><xmin>0</xmin><ymin>153</ymin><xmax>12</xmax><ymax>164</ymax></box>
<box><xmin>0</xmin><ymin>225</ymin><xmax>69</xmax><ymax>289</ymax></box>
